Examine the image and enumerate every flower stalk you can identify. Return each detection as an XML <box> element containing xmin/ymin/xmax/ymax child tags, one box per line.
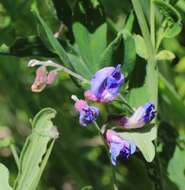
<box><xmin>28</xmin><ymin>59</ymin><xmax>90</xmax><ymax>84</ymax></box>
<box><xmin>93</xmin><ymin>121</ymin><xmax>118</xmax><ymax>190</ymax></box>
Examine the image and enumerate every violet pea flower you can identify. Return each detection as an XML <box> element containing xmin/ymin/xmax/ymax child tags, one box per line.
<box><xmin>85</xmin><ymin>64</ymin><xmax>124</xmax><ymax>102</ymax></box>
<box><xmin>117</xmin><ymin>102</ymin><xmax>156</xmax><ymax>129</ymax></box>
<box><xmin>106</xmin><ymin>130</ymin><xmax>136</xmax><ymax>166</ymax></box>
<box><xmin>74</xmin><ymin>99</ymin><xmax>99</xmax><ymax>127</ymax></box>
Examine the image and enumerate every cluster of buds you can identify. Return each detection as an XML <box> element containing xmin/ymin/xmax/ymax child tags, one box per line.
<box><xmin>31</xmin><ymin>66</ymin><xmax>57</xmax><ymax>92</ymax></box>
<box><xmin>28</xmin><ymin>60</ymin><xmax>58</xmax><ymax>92</ymax></box>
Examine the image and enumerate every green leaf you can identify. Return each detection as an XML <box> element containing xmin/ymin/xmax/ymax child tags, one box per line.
<box><xmin>159</xmin><ymin>73</ymin><xmax>185</xmax><ymax>128</ymax></box>
<box><xmin>99</xmin><ymin>33</ymin><xmax>122</xmax><ymax>68</ymax></box>
<box><xmin>0</xmin><ymin>163</ymin><xmax>12</xmax><ymax>190</ymax></box>
<box><xmin>134</xmin><ymin>34</ymin><xmax>148</xmax><ymax>59</ymax></box>
<box><xmin>128</xmin><ymin>85</ymin><xmax>149</xmax><ymax>107</ymax></box>
<box><xmin>168</xmin><ymin>146</ymin><xmax>185</xmax><ymax>190</ymax></box>
<box><xmin>73</xmin><ymin>22</ymin><xmax>107</xmax><ymax>73</ymax></box>
<box><xmin>118</xmin><ymin>126</ymin><xmax>157</xmax><ymax>162</ymax></box>
<box><xmin>14</xmin><ymin>108</ymin><xmax>58</xmax><ymax>190</ymax></box>
<box><xmin>154</xmin><ymin>0</ymin><xmax>182</xmax><ymax>38</ymax></box>
<box><xmin>154</xmin><ymin>0</ymin><xmax>181</xmax><ymax>23</ymax></box>
<box><xmin>31</xmin><ymin>6</ymin><xmax>72</xmax><ymax>67</ymax></box>
<box><xmin>124</xmin><ymin>11</ymin><xmax>134</xmax><ymax>33</ymax></box>
<box><xmin>67</xmin><ymin>52</ymin><xmax>92</xmax><ymax>79</ymax></box>
<box><xmin>156</xmin><ymin>50</ymin><xmax>175</xmax><ymax>61</ymax></box>
<box><xmin>165</xmin><ymin>23</ymin><xmax>182</xmax><ymax>38</ymax></box>
<box><xmin>123</xmin><ymin>31</ymin><xmax>136</xmax><ymax>76</ymax></box>
<box><xmin>175</xmin><ymin>57</ymin><xmax>185</xmax><ymax>73</ymax></box>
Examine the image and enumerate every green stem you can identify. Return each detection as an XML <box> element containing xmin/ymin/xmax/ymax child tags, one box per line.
<box><xmin>131</xmin><ymin>0</ymin><xmax>155</xmax><ymax>58</ymax></box>
<box><xmin>131</xmin><ymin>1</ymin><xmax>162</xmax><ymax>190</ymax></box>
<box><xmin>29</xmin><ymin>59</ymin><xmax>90</xmax><ymax>84</ymax></box>
<box><xmin>118</xmin><ymin>93</ymin><xmax>134</xmax><ymax>113</ymax></box>
<box><xmin>150</xmin><ymin>0</ymin><xmax>155</xmax><ymax>49</ymax></box>
<box><xmin>131</xmin><ymin>0</ymin><xmax>157</xmax><ymax>105</ymax></box>
<box><xmin>53</xmin><ymin>63</ymin><xmax>90</xmax><ymax>84</ymax></box>
<box><xmin>93</xmin><ymin>121</ymin><xmax>118</xmax><ymax>190</ymax></box>
<box><xmin>155</xmin><ymin>21</ymin><xmax>170</xmax><ymax>52</ymax></box>
<box><xmin>10</xmin><ymin>144</ymin><xmax>20</xmax><ymax>170</ymax></box>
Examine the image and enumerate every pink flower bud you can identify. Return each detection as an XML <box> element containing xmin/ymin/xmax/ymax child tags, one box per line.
<box><xmin>106</xmin><ymin>129</ymin><xmax>121</xmax><ymax>142</ymax></box>
<box><xmin>74</xmin><ymin>100</ymin><xmax>88</xmax><ymax>112</ymax></box>
<box><xmin>31</xmin><ymin>66</ymin><xmax>47</xmax><ymax>92</ymax></box>
<box><xmin>84</xmin><ymin>90</ymin><xmax>98</xmax><ymax>102</ymax></box>
<box><xmin>47</xmin><ymin>70</ymin><xmax>58</xmax><ymax>85</ymax></box>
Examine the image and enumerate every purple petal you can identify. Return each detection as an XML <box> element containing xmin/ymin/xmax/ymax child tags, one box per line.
<box><xmin>79</xmin><ymin>106</ymin><xmax>99</xmax><ymax>126</ymax></box>
<box><xmin>120</xmin><ymin>102</ymin><xmax>156</xmax><ymax>128</ymax></box>
<box><xmin>86</xmin><ymin>65</ymin><xmax>124</xmax><ymax>102</ymax></box>
<box><xmin>106</xmin><ymin>130</ymin><xmax>136</xmax><ymax>165</ymax></box>
<box><xmin>91</xmin><ymin>67</ymin><xmax>115</xmax><ymax>97</ymax></box>
<box><xmin>143</xmin><ymin>102</ymin><xmax>156</xmax><ymax>123</ymax></box>
<box><xmin>110</xmin><ymin>141</ymin><xmax>124</xmax><ymax>166</ymax></box>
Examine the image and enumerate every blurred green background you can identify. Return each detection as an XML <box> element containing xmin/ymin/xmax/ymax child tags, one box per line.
<box><xmin>0</xmin><ymin>0</ymin><xmax>185</xmax><ymax>190</ymax></box>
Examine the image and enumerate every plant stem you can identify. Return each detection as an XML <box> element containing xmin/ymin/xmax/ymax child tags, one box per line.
<box><xmin>155</xmin><ymin>21</ymin><xmax>169</xmax><ymax>52</ymax></box>
<box><xmin>150</xmin><ymin>0</ymin><xmax>155</xmax><ymax>49</ymax></box>
<box><xmin>93</xmin><ymin>121</ymin><xmax>118</xmax><ymax>190</ymax></box>
<box><xmin>131</xmin><ymin>0</ymin><xmax>155</xmax><ymax>58</ymax></box>
<box><xmin>54</xmin><ymin>23</ymin><xmax>67</xmax><ymax>38</ymax></box>
<box><xmin>131</xmin><ymin>1</ymin><xmax>163</xmax><ymax>190</ymax></box>
<box><xmin>118</xmin><ymin>93</ymin><xmax>134</xmax><ymax>113</ymax></box>
<box><xmin>131</xmin><ymin>0</ymin><xmax>158</xmax><ymax>106</ymax></box>
<box><xmin>131</xmin><ymin>0</ymin><xmax>157</xmax><ymax>105</ymax></box>
<box><xmin>28</xmin><ymin>59</ymin><xmax>90</xmax><ymax>84</ymax></box>
<box><xmin>10</xmin><ymin>144</ymin><xmax>20</xmax><ymax>170</ymax></box>
<box><xmin>54</xmin><ymin>63</ymin><xmax>90</xmax><ymax>84</ymax></box>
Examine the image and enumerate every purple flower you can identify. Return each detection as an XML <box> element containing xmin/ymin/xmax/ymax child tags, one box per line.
<box><xmin>85</xmin><ymin>64</ymin><xmax>124</xmax><ymax>102</ymax></box>
<box><xmin>74</xmin><ymin>99</ymin><xmax>99</xmax><ymax>126</ymax></box>
<box><xmin>118</xmin><ymin>102</ymin><xmax>156</xmax><ymax>128</ymax></box>
<box><xmin>106</xmin><ymin>130</ymin><xmax>136</xmax><ymax>166</ymax></box>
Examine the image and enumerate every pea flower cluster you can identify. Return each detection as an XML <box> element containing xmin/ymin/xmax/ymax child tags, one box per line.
<box><xmin>71</xmin><ymin>65</ymin><xmax>156</xmax><ymax>165</ymax></box>
<box><xmin>29</xmin><ymin>61</ymin><xmax>156</xmax><ymax>165</ymax></box>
